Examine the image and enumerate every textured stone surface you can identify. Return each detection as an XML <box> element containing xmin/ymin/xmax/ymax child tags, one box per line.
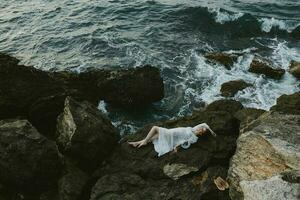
<box><xmin>88</xmin><ymin>100</ymin><xmax>241</xmax><ymax>200</ymax></box>
<box><xmin>271</xmin><ymin>92</ymin><xmax>300</xmax><ymax>115</ymax></box>
<box><xmin>205</xmin><ymin>99</ymin><xmax>244</xmax><ymax>116</ymax></box>
<box><xmin>204</xmin><ymin>52</ymin><xmax>238</xmax><ymax>70</ymax></box>
<box><xmin>220</xmin><ymin>80</ymin><xmax>253</xmax><ymax>97</ymax></box>
<box><xmin>0</xmin><ymin>119</ymin><xmax>62</xmax><ymax>193</ymax></box>
<box><xmin>163</xmin><ymin>163</ymin><xmax>198</xmax><ymax>180</ymax></box>
<box><xmin>0</xmin><ymin>53</ymin><xmax>164</xmax><ymax>138</ymax></box>
<box><xmin>58</xmin><ymin>160</ymin><xmax>89</xmax><ymax>200</ymax></box>
<box><xmin>234</xmin><ymin>108</ymin><xmax>265</xmax><ymax>131</ymax></box>
<box><xmin>228</xmin><ymin>112</ymin><xmax>300</xmax><ymax>200</ymax></box>
<box><xmin>192</xmin><ymin>166</ymin><xmax>230</xmax><ymax>200</ymax></box>
<box><xmin>240</xmin><ymin>175</ymin><xmax>300</xmax><ymax>200</ymax></box>
<box><xmin>249</xmin><ymin>58</ymin><xmax>285</xmax><ymax>79</ymax></box>
<box><xmin>289</xmin><ymin>60</ymin><xmax>300</xmax><ymax>79</ymax></box>
<box><xmin>56</xmin><ymin>97</ymin><xmax>119</xmax><ymax>172</ymax></box>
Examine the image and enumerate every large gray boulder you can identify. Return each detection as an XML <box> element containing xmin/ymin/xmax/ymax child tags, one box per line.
<box><xmin>227</xmin><ymin>111</ymin><xmax>300</xmax><ymax>200</ymax></box>
<box><xmin>0</xmin><ymin>119</ymin><xmax>62</xmax><ymax>193</ymax></box>
<box><xmin>56</xmin><ymin>97</ymin><xmax>119</xmax><ymax>172</ymax></box>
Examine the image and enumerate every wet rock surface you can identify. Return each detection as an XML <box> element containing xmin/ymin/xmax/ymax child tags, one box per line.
<box><xmin>249</xmin><ymin>58</ymin><xmax>285</xmax><ymax>79</ymax></box>
<box><xmin>220</xmin><ymin>80</ymin><xmax>253</xmax><ymax>97</ymax></box>
<box><xmin>289</xmin><ymin>60</ymin><xmax>300</xmax><ymax>79</ymax></box>
<box><xmin>204</xmin><ymin>52</ymin><xmax>238</xmax><ymax>70</ymax></box>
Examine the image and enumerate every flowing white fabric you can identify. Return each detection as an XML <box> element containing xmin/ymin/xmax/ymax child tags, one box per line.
<box><xmin>152</xmin><ymin>123</ymin><xmax>216</xmax><ymax>157</ymax></box>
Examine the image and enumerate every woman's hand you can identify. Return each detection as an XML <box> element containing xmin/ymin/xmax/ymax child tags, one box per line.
<box><xmin>171</xmin><ymin>145</ymin><xmax>180</xmax><ymax>154</ymax></box>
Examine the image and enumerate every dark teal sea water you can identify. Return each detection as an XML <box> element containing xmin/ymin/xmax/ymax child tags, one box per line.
<box><xmin>1</xmin><ymin>0</ymin><xmax>300</xmax><ymax>134</ymax></box>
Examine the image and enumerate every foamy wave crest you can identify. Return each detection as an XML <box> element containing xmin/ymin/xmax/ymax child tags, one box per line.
<box><xmin>268</xmin><ymin>40</ymin><xmax>300</xmax><ymax>69</ymax></box>
<box><xmin>259</xmin><ymin>17</ymin><xmax>299</xmax><ymax>33</ymax></box>
<box><xmin>208</xmin><ymin>8</ymin><xmax>244</xmax><ymax>24</ymax></box>
<box><xmin>177</xmin><ymin>46</ymin><xmax>299</xmax><ymax>111</ymax></box>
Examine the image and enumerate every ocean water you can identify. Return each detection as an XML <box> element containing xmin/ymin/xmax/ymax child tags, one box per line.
<box><xmin>1</xmin><ymin>0</ymin><xmax>300</xmax><ymax>135</ymax></box>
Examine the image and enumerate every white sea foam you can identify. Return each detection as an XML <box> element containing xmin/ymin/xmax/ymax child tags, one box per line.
<box><xmin>98</xmin><ymin>100</ymin><xmax>108</xmax><ymax>114</ymax></box>
<box><xmin>259</xmin><ymin>17</ymin><xmax>299</xmax><ymax>33</ymax></box>
<box><xmin>268</xmin><ymin>40</ymin><xmax>300</xmax><ymax>69</ymax></box>
<box><xmin>177</xmin><ymin>43</ymin><xmax>299</xmax><ymax>112</ymax></box>
<box><xmin>208</xmin><ymin>8</ymin><xmax>244</xmax><ymax>24</ymax></box>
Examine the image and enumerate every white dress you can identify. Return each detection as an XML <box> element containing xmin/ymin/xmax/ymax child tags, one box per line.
<box><xmin>152</xmin><ymin>123</ymin><xmax>215</xmax><ymax>157</ymax></box>
<box><xmin>152</xmin><ymin>127</ymin><xmax>197</xmax><ymax>157</ymax></box>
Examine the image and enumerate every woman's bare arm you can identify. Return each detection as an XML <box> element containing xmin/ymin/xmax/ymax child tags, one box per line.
<box><xmin>172</xmin><ymin>144</ymin><xmax>181</xmax><ymax>153</ymax></box>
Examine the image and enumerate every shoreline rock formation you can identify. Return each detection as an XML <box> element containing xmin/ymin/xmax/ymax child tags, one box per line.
<box><xmin>0</xmin><ymin>53</ymin><xmax>299</xmax><ymax>200</ymax></box>
<box><xmin>227</xmin><ymin>92</ymin><xmax>300</xmax><ymax>200</ymax></box>
<box><xmin>0</xmin><ymin>53</ymin><xmax>164</xmax><ymax>138</ymax></box>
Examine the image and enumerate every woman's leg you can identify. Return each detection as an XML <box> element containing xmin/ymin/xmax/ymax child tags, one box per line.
<box><xmin>128</xmin><ymin>126</ymin><xmax>159</xmax><ymax>148</ymax></box>
<box><xmin>144</xmin><ymin>126</ymin><xmax>159</xmax><ymax>143</ymax></box>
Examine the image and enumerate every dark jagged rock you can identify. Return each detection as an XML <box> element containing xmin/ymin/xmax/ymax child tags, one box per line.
<box><xmin>58</xmin><ymin>159</ymin><xmax>89</xmax><ymax>200</ymax></box>
<box><xmin>289</xmin><ymin>60</ymin><xmax>300</xmax><ymax>79</ymax></box>
<box><xmin>205</xmin><ymin>99</ymin><xmax>244</xmax><ymax>116</ymax></box>
<box><xmin>270</xmin><ymin>92</ymin><xmax>300</xmax><ymax>115</ymax></box>
<box><xmin>28</xmin><ymin>93</ymin><xmax>68</xmax><ymax>140</ymax></box>
<box><xmin>88</xmin><ymin>102</ymin><xmax>241</xmax><ymax>199</ymax></box>
<box><xmin>249</xmin><ymin>58</ymin><xmax>285</xmax><ymax>79</ymax></box>
<box><xmin>56</xmin><ymin>97</ymin><xmax>119</xmax><ymax>172</ymax></box>
<box><xmin>220</xmin><ymin>80</ymin><xmax>253</xmax><ymax>97</ymax></box>
<box><xmin>0</xmin><ymin>119</ymin><xmax>62</xmax><ymax>194</ymax></box>
<box><xmin>204</xmin><ymin>52</ymin><xmax>238</xmax><ymax>70</ymax></box>
<box><xmin>0</xmin><ymin>53</ymin><xmax>164</xmax><ymax>138</ymax></box>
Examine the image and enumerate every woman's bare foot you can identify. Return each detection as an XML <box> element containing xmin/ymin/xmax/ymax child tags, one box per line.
<box><xmin>127</xmin><ymin>141</ymin><xmax>140</xmax><ymax>147</ymax></box>
<box><xmin>137</xmin><ymin>139</ymin><xmax>147</xmax><ymax>148</ymax></box>
<box><xmin>128</xmin><ymin>139</ymin><xmax>147</xmax><ymax>148</ymax></box>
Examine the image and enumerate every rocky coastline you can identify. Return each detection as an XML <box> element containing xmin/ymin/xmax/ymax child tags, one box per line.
<box><xmin>0</xmin><ymin>53</ymin><xmax>299</xmax><ymax>200</ymax></box>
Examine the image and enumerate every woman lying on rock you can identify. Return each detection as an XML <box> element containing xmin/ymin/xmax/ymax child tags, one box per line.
<box><xmin>128</xmin><ymin>123</ymin><xmax>216</xmax><ymax>157</ymax></box>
